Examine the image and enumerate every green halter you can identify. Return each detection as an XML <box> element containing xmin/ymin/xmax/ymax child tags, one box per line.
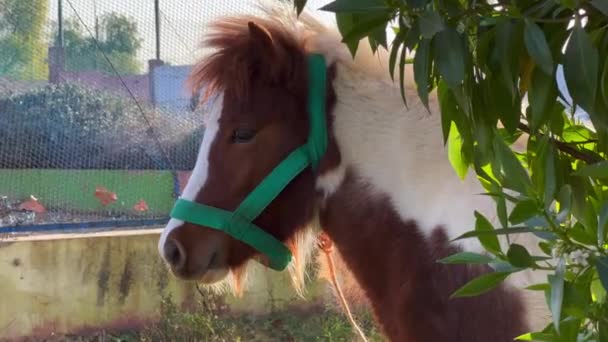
<box><xmin>170</xmin><ymin>54</ymin><xmax>328</xmax><ymax>271</ymax></box>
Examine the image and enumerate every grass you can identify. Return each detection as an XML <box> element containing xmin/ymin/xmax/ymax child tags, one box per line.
<box><xmin>46</xmin><ymin>292</ymin><xmax>385</xmax><ymax>342</ymax></box>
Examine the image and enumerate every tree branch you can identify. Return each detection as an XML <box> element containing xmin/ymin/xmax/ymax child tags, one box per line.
<box><xmin>517</xmin><ymin>122</ymin><xmax>603</xmax><ymax>164</ymax></box>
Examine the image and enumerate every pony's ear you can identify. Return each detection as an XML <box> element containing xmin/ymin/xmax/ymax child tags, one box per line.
<box><xmin>248</xmin><ymin>21</ymin><xmax>275</xmax><ymax>56</ymax></box>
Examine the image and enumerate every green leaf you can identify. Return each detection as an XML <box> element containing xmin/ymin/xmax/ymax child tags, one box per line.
<box><xmin>524</xmin><ymin>20</ymin><xmax>554</xmax><ymax>75</ymax></box>
<box><xmin>569</xmin><ymin>223</ymin><xmax>596</xmax><ymax>245</ymax></box>
<box><xmin>539</xmin><ymin>241</ymin><xmax>552</xmax><ymax>255</ymax></box>
<box><xmin>438</xmin><ymin>252</ymin><xmax>494</xmax><ymax>264</ymax></box>
<box><xmin>596</xmin><ymin>256</ymin><xmax>608</xmax><ymax>293</ymax></box>
<box><xmin>561</xmin><ymin>279</ymin><xmax>590</xmax><ymax>323</ymax></box>
<box><xmin>389</xmin><ymin>32</ymin><xmax>404</xmax><ymax>81</ymax></box>
<box><xmin>489</xmin><ymin>260</ymin><xmax>523</xmax><ymax>273</ymax></box>
<box><xmin>600</xmin><ymin>319</ymin><xmax>608</xmax><ymax>342</ymax></box>
<box><xmin>369</xmin><ymin>25</ymin><xmax>388</xmax><ymax>52</ymax></box>
<box><xmin>418</xmin><ymin>10</ymin><xmax>444</xmax><ymax>39</ymax></box>
<box><xmin>557</xmin><ymin>184</ymin><xmax>572</xmax><ymax>220</ymax></box>
<box><xmin>438</xmin><ymin>81</ymin><xmax>457</xmax><ymax>144</ymax></box>
<box><xmin>473</xmin><ymin>114</ymin><xmax>493</xmax><ymax>162</ymax></box>
<box><xmin>493</xmin><ymin>88</ymin><xmax>519</xmax><ymax>132</ymax></box>
<box><xmin>497</xmin><ymin>188</ymin><xmax>509</xmax><ymax>229</ymax></box>
<box><xmin>294</xmin><ymin>0</ymin><xmax>307</xmax><ymax>15</ymax></box>
<box><xmin>569</xmin><ymin>178</ymin><xmax>598</xmax><ymax>233</ymax></box>
<box><xmin>548</xmin><ymin>103</ymin><xmax>565</xmax><ymax>136</ymax></box>
<box><xmin>406</xmin><ymin>0</ymin><xmax>431</xmax><ymax>8</ymax></box>
<box><xmin>509</xmin><ymin>199</ymin><xmax>539</xmax><ymax>225</ymax></box>
<box><xmin>433</xmin><ymin>27</ymin><xmax>465</xmax><ymax>87</ymax></box>
<box><xmin>573</xmin><ymin>160</ymin><xmax>608</xmax><ymax>179</ymax></box>
<box><xmin>560</xmin><ymin>0</ymin><xmax>577</xmax><ymax>9</ymax></box>
<box><xmin>492</xmin><ymin>20</ymin><xmax>521</xmax><ymax>99</ymax></box>
<box><xmin>544</xmin><ymin>144</ymin><xmax>557</xmax><ymax>206</ymax></box>
<box><xmin>591</xmin><ymin>275</ymin><xmax>607</xmax><ymax>303</ymax></box>
<box><xmin>563</xmin><ymin>25</ymin><xmax>599</xmax><ymax>112</ymax></box>
<box><xmin>403</xmin><ymin>23</ymin><xmax>420</xmax><ymax>51</ymax></box>
<box><xmin>529</xmin><ymin>67</ymin><xmax>558</xmax><ymax>131</ymax></box>
<box><xmin>340</xmin><ymin>13</ymin><xmax>392</xmax><ymax>50</ymax></box>
<box><xmin>493</xmin><ymin>135</ymin><xmax>533</xmax><ymax>194</ymax></box>
<box><xmin>474</xmin><ymin>211</ymin><xmax>502</xmax><ymax>255</ymax></box>
<box><xmin>450</xmin><ymin>271</ymin><xmax>511</xmax><ymax>298</ymax></box>
<box><xmin>507</xmin><ymin>243</ymin><xmax>535</xmax><ymax>268</ymax></box>
<box><xmin>590</xmin><ymin>0</ymin><xmax>608</xmax><ymax>16</ymax></box>
<box><xmin>562</xmin><ymin>124</ymin><xmax>596</xmax><ymax>149</ymax></box>
<box><xmin>453</xmin><ymin>226</ymin><xmax>540</xmax><ymax>241</ymax></box>
<box><xmin>602</xmin><ymin>57</ymin><xmax>608</xmax><ymax>107</ymax></box>
<box><xmin>336</xmin><ymin>14</ymin><xmax>359</xmax><ymax>56</ymax></box>
<box><xmin>477</xmin><ymin>28</ymin><xmax>494</xmax><ymax>67</ymax></box>
<box><xmin>398</xmin><ymin>34</ymin><xmax>408</xmax><ymax>107</ymax></box>
<box><xmin>526</xmin><ymin>283</ymin><xmax>550</xmax><ymax>291</ymax></box>
<box><xmin>599</xmin><ymin>201</ymin><xmax>608</xmax><ymax>245</ymax></box>
<box><xmin>555</xmin><ymin>318</ymin><xmax>581</xmax><ymax>342</ymax></box>
<box><xmin>550</xmin><ymin>258</ymin><xmax>566</xmax><ymax>333</ymax></box>
<box><xmin>320</xmin><ymin>0</ymin><xmax>390</xmax><ymax>13</ymax></box>
<box><xmin>515</xmin><ymin>332</ymin><xmax>556</xmax><ymax>341</ymax></box>
<box><xmin>414</xmin><ymin>38</ymin><xmax>432</xmax><ymax>110</ymax></box>
<box><xmin>448</xmin><ymin>122</ymin><xmax>469</xmax><ymax>180</ymax></box>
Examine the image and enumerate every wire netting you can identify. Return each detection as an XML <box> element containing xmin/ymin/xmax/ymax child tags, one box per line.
<box><xmin>0</xmin><ymin>0</ymin><xmax>294</xmax><ymax>234</ymax></box>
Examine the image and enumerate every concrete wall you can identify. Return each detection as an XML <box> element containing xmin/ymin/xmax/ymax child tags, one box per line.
<box><xmin>0</xmin><ymin>230</ymin><xmax>324</xmax><ymax>340</ymax></box>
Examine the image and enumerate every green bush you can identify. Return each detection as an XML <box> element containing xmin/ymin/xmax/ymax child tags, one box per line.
<box><xmin>0</xmin><ymin>83</ymin><xmax>204</xmax><ymax>170</ymax></box>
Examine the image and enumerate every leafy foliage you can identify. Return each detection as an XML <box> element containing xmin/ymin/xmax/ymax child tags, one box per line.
<box><xmin>0</xmin><ymin>0</ymin><xmax>49</xmax><ymax>79</ymax></box>
<box><xmin>0</xmin><ymin>83</ymin><xmax>203</xmax><ymax>170</ymax></box>
<box><xmin>52</xmin><ymin>13</ymin><xmax>143</xmax><ymax>75</ymax></box>
<box><xmin>294</xmin><ymin>0</ymin><xmax>608</xmax><ymax>338</ymax></box>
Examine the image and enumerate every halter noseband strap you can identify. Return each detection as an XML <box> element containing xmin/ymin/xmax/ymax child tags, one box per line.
<box><xmin>170</xmin><ymin>54</ymin><xmax>328</xmax><ymax>271</ymax></box>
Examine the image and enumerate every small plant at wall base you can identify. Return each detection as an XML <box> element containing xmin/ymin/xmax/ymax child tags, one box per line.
<box><xmin>293</xmin><ymin>0</ymin><xmax>608</xmax><ymax>339</ymax></box>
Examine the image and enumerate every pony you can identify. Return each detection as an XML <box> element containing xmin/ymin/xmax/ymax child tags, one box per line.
<box><xmin>158</xmin><ymin>4</ymin><xmax>550</xmax><ymax>341</ymax></box>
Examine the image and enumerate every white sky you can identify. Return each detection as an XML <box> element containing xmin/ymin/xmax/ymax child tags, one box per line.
<box><xmin>46</xmin><ymin>1</ymin><xmax>588</xmax><ymax>120</ymax></box>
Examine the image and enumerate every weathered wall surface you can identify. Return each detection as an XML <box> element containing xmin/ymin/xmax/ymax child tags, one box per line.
<box><xmin>0</xmin><ymin>230</ymin><xmax>324</xmax><ymax>340</ymax></box>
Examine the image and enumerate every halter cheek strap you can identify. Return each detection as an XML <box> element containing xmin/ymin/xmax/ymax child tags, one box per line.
<box><xmin>170</xmin><ymin>54</ymin><xmax>328</xmax><ymax>271</ymax></box>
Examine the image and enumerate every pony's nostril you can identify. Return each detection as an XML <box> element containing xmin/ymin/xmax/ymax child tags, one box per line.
<box><xmin>164</xmin><ymin>238</ymin><xmax>186</xmax><ymax>270</ymax></box>
<box><xmin>208</xmin><ymin>251</ymin><xmax>218</xmax><ymax>269</ymax></box>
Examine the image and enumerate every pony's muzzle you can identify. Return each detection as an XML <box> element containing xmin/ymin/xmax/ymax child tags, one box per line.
<box><xmin>159</xmin><ymin>223</ymin><xmax>230</xmax><ymax>283</ymax></box>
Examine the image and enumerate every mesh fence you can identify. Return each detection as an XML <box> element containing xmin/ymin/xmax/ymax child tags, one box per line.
<box><xmin>0</xmin><ymin>0</ymin><xmax>287</xmax><ymax>234</ymax></box>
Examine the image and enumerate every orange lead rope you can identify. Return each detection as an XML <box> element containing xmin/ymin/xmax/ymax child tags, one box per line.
<box><xmin>317</xmin><ymin>232</ymin><xmax>369</xmax><ymax>342</ymax></box>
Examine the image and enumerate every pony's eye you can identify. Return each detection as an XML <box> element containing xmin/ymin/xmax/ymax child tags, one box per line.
<box><xmin>232</xmin><ymin>129</ymin><xmax>256</xmax><ymax>143</ymax></box>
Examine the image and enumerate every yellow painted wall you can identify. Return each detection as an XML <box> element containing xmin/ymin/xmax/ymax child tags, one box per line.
<box><xmin>0</xmin><ymin>230</ymin><xmax>324</xmax><ymax>340</ymax></box>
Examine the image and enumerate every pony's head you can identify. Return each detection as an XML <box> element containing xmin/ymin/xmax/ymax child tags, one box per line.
<box><xmin>157</xmin><ymin>16</ymin><xmax>340</xmax><ymax>290</ymax></box>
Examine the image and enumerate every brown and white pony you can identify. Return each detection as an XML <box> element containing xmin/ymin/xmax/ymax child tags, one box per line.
<box><xmin>158</xmin><ymin>5</ymin><xmax>550</xmax><ymax>341</ymax></box>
